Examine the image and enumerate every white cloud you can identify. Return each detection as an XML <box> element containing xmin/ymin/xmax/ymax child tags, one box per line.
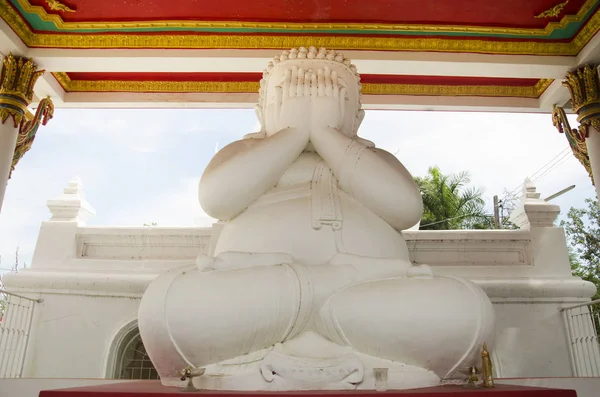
<box><xmin>360</xmin><ymin>110</ymin><xmax>595</xmax><ymax>216</ymax></box>
<box><xmin>100</xmin><ymin>176</ymin><xmax>215</xmax><ymax>227</ymax></box>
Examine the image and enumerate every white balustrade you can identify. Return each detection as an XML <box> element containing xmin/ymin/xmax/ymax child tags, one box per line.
<box><xmin>561</xmin><ymin>299</ymin><xmax>600</xmax><ymax>376</ymax></box>
<box><xmin>0</xmin><ymin>290</ymin><xmax>42</xmax><ymax>378</ymax></box>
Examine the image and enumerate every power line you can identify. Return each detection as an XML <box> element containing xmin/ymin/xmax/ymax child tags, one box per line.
<box><xmin>529</xmin><ymin>148</ymin><xmax>570</xmax><ymax>182</ymax></box>
<box><xmin>531</xmin><ymin>152</ymin><xmax>573</xmax><ymax>183</ymax></box>
<box><xmin>505</xmin><ymin>147</ymin><xmax>571</xmax><ymax>198</ymax></box>
<box><xmin>420</xmin><ymin>212</ymin><xmax>490</xmax><ymax>228</ymax></box>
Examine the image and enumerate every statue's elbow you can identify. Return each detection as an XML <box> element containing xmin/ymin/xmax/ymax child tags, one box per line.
<box><xmin>198</xmin><ymin>183</ymin><xmax>236</xmax><ymax>221</ymax></box>
<box><xmin>387</xmin><ymin>195</ymin><xmax>423</xmax><ymax>231</ymax></box>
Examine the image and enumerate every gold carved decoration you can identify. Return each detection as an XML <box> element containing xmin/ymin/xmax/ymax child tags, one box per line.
<box><xmin>11</xmin><ymin>96</ymin><xmax>54</xmax><ymax>178</ymax></box>
<box><xmin>563</xmin><ymin>63</ymin><xmax>600</xmax><ymax>132</ymax></box>
<box><xmin>44</xmin><ymin>0</ymin><xmax>75</xmax><ymax>13</ymax></box>
<box><xmin>14</xmin><ymin>0</ymin><xmax>596</xmax><ymax>38</ymax></box>
<box><xmin>552</xmin><ymin>105</ymin><xmax>594</xmax><ymax>185</ymax></box>
<box><xmin>556</xmin><ymin>63</ymin><xmax>600</xmax><ymax>185</ymax></box>
<box><xmin>535</xmin><ymin>0</ymin><xmax>569</xmax><ymax>19</ymax></box>
<box><xmin>0</xmin><ymin>53</ymin><xmax>53</xmax><ymax>177</ymax></box>
<box><xmin>52</xmin><ymin>72</ymin><xmax>553</xmax><ymax>99</ymax></box>
<box><xmin>0</xmin><ymin>53</ymin><xmax>45</xmax><ymax>127</ymax></box>
<box><xmin>1</xmin><ymin>0</ymin><xmax>598</xmax><ymax>55</ymax></box>
<box><xmin>481</xmin><ymin>343</ymin><xmax>495</xmax><ymax>388</ymax></box>
<box><xmin>364</xmin><ymin>79</ymin><xmax>552</xmax><ymax>98</ymax></box>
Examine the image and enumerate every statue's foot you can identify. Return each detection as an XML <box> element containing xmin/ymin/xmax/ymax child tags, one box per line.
<box><xmin>191</xmin><ymin>332</ymin><xmax>439</xmax><ymax>390</ymax></box>
<box><xmin>259</xmin><ymin>332</ymin><xmax>363</xmax><ymax>390</ymax></box>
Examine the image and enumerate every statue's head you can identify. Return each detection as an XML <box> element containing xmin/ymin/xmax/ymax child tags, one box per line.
<box><xmin>256</xmin><ymin>47</ymin><xmax>364</xmax><ymax>138</ymax></box>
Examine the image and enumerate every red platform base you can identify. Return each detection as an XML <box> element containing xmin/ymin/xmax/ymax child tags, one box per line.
<box><xmin>38</xmin><ymin>381</ymin><xmax>577</xmax><ymax>397</ymax></box>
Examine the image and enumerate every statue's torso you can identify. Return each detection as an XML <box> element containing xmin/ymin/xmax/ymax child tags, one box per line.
<box><xmin>214</xmin><ymin>152</ymin><xmax>409</xmax><ymax>265</ymax></box>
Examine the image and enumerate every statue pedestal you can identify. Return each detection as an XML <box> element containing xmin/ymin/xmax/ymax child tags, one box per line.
<box><xmin>38</xmin><ymin>381</ymin><xmax>576</xmax><ymax>397</ymax></box>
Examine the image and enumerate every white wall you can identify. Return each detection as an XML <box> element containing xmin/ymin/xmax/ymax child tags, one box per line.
<box><xmin>22</xmin><ymin>294</ymin><xmax>140</xmax><ymax>378</ymax></box>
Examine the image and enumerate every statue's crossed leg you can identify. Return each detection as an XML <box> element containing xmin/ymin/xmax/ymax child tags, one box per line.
<box><xmin>139</xmin><ymin>252</ymin><xmax>494</xmax><ymax>389</ymax></box>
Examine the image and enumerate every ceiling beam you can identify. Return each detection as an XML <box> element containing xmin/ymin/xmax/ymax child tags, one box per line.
<box><xmin>0</xmin><ymin>18</ymin><xmax>27</xmax><ymax>57</ymax></box>
<box><xmin>538</xmin><ymin>79</ymin><xmax>572</xmax><ymax>112</ymax></box>
<box><xmin>577</xmin><ymin>30</ymin><xmax>600</xmax><ymax>65</ymax></box>
<box><xmin>30</xmin><ymin>72</ymin><xmax>65</xmax><ymax>107</ymax></box>
<box><xmin>28</xmin><ymin>48</ymin><xmax>575</xmax><ymax>79</ymax></box>
<box><xmin>59</xmin><ymin>91</ymin><xmax>544</xmax><ymax>113</ymax></box>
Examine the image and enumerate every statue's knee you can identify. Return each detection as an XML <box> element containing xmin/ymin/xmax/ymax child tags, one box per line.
<box><xmin>316</xmin><ymin>276</ymin><xmax>495</xmax><ymax>378</ymax></box>
<box><xmin>151</xmin><ymin>265</ymin><xmax>307</xmax><ymax>368</ymax></box>
<box><xmin>139</xmin><ymin>264</ymin><xmax>196</xmax><ymax>381</ymax></box>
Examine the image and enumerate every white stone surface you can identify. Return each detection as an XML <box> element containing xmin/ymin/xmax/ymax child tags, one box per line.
<box><xmin>0</xmin><ymin>118</ymin><xmax>19</xmax><ymax>213</ymax></box>
<box><xmin>138</xmin><ymin>47</ymin><xmax>497</xmax><ymax>390</ymax></box>
<box><xmin>2</xmin><ymin>192</ymin><xmax>595</xmax><ymax>382</ymax></box>
<box><xmin>45</xmin><ymin>177</ymin><xmax>95</xmax><ymax>223</ymax></box>
<box><xmin>585</xmin><ymin>126</ymin><xmax>600</xmax><ymax>202</ymax></box>
<box><xmin>509</xmin><ymin>178</ymin><xmax>560</xmax><ymax>229</ymax></box>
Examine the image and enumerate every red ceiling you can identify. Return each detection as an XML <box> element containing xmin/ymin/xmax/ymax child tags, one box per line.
<box><xmin>64</xmin><ymin>72</ymin><xmax>542</xmax><ymax>87</ymax></box>
<box><xmin>30</xmin><ymin>0</ymin><xmax>586</xmax><ymax>28</ymax></box>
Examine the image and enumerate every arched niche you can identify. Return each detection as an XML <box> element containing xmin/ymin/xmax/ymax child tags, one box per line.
<box><xmin>105</xmin><ymin>319</ymin><xmax>159</xmax><ymax>380</ymax></box>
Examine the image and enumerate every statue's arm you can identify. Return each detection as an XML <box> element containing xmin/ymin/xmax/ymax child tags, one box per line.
<box><xmin>311</xmin><ymin>127</ymin><xmax>422</xmax><ymax>230</ymax></box>
<box><xmin>199</xmin><ymin>128</ymin><xmax>307</xmax><ymax>220</ymax></box>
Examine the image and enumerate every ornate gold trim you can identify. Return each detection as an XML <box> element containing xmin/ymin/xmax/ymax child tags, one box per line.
<box><xmin>14</xmin><ymin>33</ymin><xmax>579</xmax><ymax>54</ymax></box>
<box><xmin>2</xmin><ymin>0</ymin><xmax>599</xmax><ymax>54</ymax></box>
<box><xmin>552</xmin><ymin>105</ymin><xmax>594</xmax><ymax>184</ymax></box>
<box><xmin>53</xmin><ymin>72</ymin><xmax>553</xmax><ymax>98</ymax></box>
<box><xmin>563</xmin><ymin>63</ymin><xmax>600</xmax><ymax>112</ymax></box>
<box><xmin>365</xmin><ymin>79</ymin><xmax>552</xmax><ymax>97</ymax></box>
<box><xmin>44</xmin><ymin>0</ymin><xmax>74</xmax><ymax>13</ymax></box>
<box><xmin>563</xmin><ymin>63</ymin><xmax>600</xmax><ymax>133</ymax></box>
<box><xmin>535</xmin><ymin>0</ymin><xmax>570</xmax><ymax>19</ymax></box>
<box><xmin>11</xmin><ymin>95</ymin><xmax>53</xmax><ymax>178</ymax></box>
<box><xmin>0</xmin><ymin>53</ymin><xmax>44</xmax><ymax>127</ymax></box>
<box><xmin>13</xmin><ymin>0</ymin><xmax>597</xmax><ymax>37</ymax></box>
<box><xmin>53</xmin><ymin>72</ymin><xmax>260</xmax><ymax>93</ymax></box>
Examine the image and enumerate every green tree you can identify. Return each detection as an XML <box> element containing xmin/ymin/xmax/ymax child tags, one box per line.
<box><xmin>560</xmin><ymin>198</ymin><xmax>600</xmax><ymax>300</ymax></box>
<box><xmin>414</xmin><ymin>167</ymin><xmax>492</xmax><ymax>230</ymax></box>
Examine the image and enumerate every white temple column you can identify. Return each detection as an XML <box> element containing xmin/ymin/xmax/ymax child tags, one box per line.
<box><xmin>0</xmin><ymin>53</ymin><xmax>53</xmax><ymax>213</ymax></box>
<box><xmin>553</xmin><ymin>64</ymin><xmax>600</xmax><ymax>201</ymax></box>
<box><xmin>586</xmin><ymin>128</ymin><xmax>600</xmax><ymax>200</ymax></box>
<box><xmin>0</xmin><ymin>122</ymin><xmax>18</xmax><ymax>212</ymax></box>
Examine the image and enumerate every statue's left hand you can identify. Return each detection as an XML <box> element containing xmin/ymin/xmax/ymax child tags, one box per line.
<box><xmin>275</xmin><ymin>66</ymin><xmax>312</xmax><ymax>138</ymax></box>
<box><xmin>310</xmin><ymin>67</ymin><xmax>346</xmax><ymax>133</ymax></box>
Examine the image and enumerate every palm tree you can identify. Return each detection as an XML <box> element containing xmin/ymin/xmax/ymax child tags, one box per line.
<box><xmin>414</xmin><ymin>167</ymin><xmax>492</xmax><ymax>230</ymax></box>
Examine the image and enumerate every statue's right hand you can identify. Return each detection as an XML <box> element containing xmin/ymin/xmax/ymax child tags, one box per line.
<box><xmin>274</xmin><ymin>66</ymin><xmax>311</xmax><ymax>139</ymax></box>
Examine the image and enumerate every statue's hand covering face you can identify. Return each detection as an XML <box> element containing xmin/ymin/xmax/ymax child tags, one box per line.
<box><xmin>259</xmin><ymin>47</ymin><xmax>363</xmax><ymax>138</ymax></box>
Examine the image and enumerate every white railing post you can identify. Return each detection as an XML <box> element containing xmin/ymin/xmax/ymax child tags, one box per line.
<box><xmin>0</xmin><ymin>289</ymin><xmax>42</xmax><ymax>378</ymax></box>
<box><xmin>562</xmin><ymin>308</ymin><xmax>579</xmax><ymax>376</ymax></box>
<box><xmin>560</xmin><ymin>299</ymin><xmax>600</xmax><ymax>376</ymax></box>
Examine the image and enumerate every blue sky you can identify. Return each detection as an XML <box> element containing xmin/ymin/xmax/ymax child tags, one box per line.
<box><xmin>0</xmin><ymin>108</ymin><xmax>594</xmax><ymax>270</ymax></box>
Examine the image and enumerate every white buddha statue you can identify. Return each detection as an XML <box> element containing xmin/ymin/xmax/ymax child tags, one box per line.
<box><xmin>138</xmin><ymin>47</ymin><xmax>495</xmax><ymax>391</ymax></box>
